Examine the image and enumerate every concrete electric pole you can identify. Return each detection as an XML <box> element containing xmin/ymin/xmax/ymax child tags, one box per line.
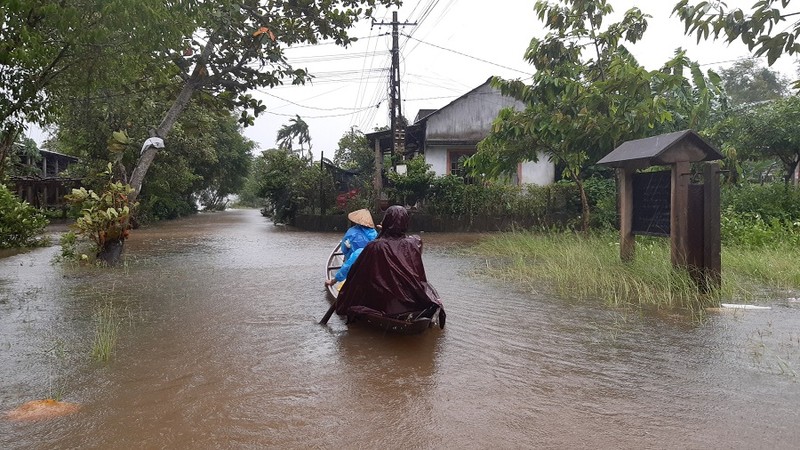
<box><xmin>373</xmin><ymin>11</ymin><xmax>416</xmax><ymax>162</ymax></box>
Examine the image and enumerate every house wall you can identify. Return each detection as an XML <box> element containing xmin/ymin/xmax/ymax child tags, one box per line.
<box><xmin>426</xmin><ymin>146</ymin><xmax>449</xmax><ymax>176</ymax></box>
<box><xmin>420</xmin><ymin>81</ymin><xmax>555</xmax><ymax>185</ymax></box>
<box><xmin>519</xmin><ymin>154</ymin><xmax>555</xmax><ymax>185</ymax></box>
<box><xmin>425</xmin><ymin>83</ymin><xmax>523</xmax><ymax>141</ymax></box>
<box><xmin>426</xmin><ymin>146</ymin><xmax>554</xmax><ymax>185</ymax></box>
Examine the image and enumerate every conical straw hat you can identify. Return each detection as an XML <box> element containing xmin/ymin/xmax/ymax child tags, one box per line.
<box><xmin>347</xmin><ymin>208</ymin><xmax>375</xmax><ymax>228</ymax></box>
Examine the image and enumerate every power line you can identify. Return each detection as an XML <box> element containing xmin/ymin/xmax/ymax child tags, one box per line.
<box><xmin>257</xmin><ymin>90</ymin><xmax>380</xmax><ymax>111</ymax></box>
<box><xmin>266</xmin><ymin>104</ymin><xmax>379</xmax><ymax>119</ymax></box>
<box><xmin>401</xmin><ymin>33</ymin><xmax>531</xmax><ymax>76</ymax></box>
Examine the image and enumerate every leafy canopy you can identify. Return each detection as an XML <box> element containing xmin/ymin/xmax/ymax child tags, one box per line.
<box><xmin>673</xmin><ymin>0</ymin><xmax>800</xmax><ymax>66</ymax></box>
<box><xmin>473</xmin><ymin>0</ymin><xmax>724</xmax><ymax>176</ymax></box>
<box><xmin>0</xmin><ymin>0</ymin><xmax>196</xmax><ymax>174</ymax></box>
<box><xmin>718</xmin><ymin>59</ymin><xmax>789</xmax><ymax>105</ymax></box>
<box><xmin>470</xmin><ymin>0</ymin><xmax>725</xmax><ymax>230</ymax></box>
<box><xmin>334</xmin><ymin>126</ymin><xmax>374</xmax><ymax>175</ymax></box>
<box><xmin>716</xmin><ymin>96</ymin><xmax>800</xmax><ymax>183</ymax></box>
<box><xmin>276</xmin><ymin>114</ymin><xmax>312</xmax><ymax>159</ymax></box>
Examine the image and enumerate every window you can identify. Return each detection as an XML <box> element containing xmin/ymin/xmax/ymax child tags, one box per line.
<box><xmin>447</xmin><ymin>150</ymin><xmax>474</xmax><ymax>177</ymax></box>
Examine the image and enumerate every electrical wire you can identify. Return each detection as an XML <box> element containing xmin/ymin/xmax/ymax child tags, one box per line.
<box><xmin>265</xmin><ymin>104</ymin><xmax>378</xmax><ymax>119</ymax></box>
<box><xmin>401</xmin><ymin>33</ymin><xmax>531</xmax><ymax>76</ymax></box>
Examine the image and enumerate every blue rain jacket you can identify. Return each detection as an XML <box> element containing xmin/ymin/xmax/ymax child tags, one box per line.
<box><xmin>335</xmin><ymin>225</ymin><xmax>377</xmax><ymax>282</ymax></box>
<box><xmin>340</xmin><ymin>225</ymin><xmax>377</xmax><ymax>261</ymax></box>
<box><xmin>334</xmin><ymin>248</ymin><xmax>363</xmax><ymax>282</ymax></box>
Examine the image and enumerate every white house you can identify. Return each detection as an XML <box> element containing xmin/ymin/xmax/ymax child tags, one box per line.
<box><xmin>366</xmin><ymin>78</ymin><xmax>554</xmax><ymax>185</ymax></box>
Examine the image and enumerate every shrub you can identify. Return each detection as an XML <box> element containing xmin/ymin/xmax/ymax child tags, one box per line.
<box><xmin>0</xmin><ymin>184</ymin><xmax>50</xmax><ymax>249</ymax></box>
<box><xmin>721</xmin><ymin>182</ymin><xmax>800</xmax><ymax>223</ymax></box>
<box><xmin>721</xmin><ymin>208</ymin><xmax>800</xmax><ymax>248</ymax></box>
<box><xmin>63</xmin><ymin>165</ymin><xmax>136</xmax><ymax>263</ymax></box>
<box><xmin>423</xmin><ymin>176</ymin><xmax>585</xmax><ymax>229</ymax></box>
<box><xmin>386</xmin><ymin>155</ymin><xmax>435</xmax><ymax>206</ymax></box>
<box><xmin>583</xmin><ymin>177</ymin><xmax>617</xmax><ymax>230</ymax></box>
<box><xmin>720</xmin><ymin>183</ymin><xmax>800</xmax><ymax>248</ymax></box>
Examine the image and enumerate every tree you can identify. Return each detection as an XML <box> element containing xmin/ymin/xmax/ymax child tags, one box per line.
<box><xmin>719</xmin><ymin>59</ymin><xmax>789</xmax><ymax>105</ymax></box>
<box><xmin>0</xmin><ymin>0</ymin><xmax>194</xmax><ymax>178</ymax></box>
<box><xmin>334</xmin><ymin>126</ymin><xmax>373</xmax><ymax>175</ymax></box>
<box><xmin>2</xmin><ymin>1</ymin><xmax>397</xmax><ymax>194</ymax></box>
<box><xmin>673</xmin><ymin>0</ymin><xmax>800</xmax><ymax>66</ymax></box>
<box><xmin>194</xmin><ymin>116</ymin><xmax>255</xmax><ymax>211</ymax></box>
<box><xmin>128</xmin><ymin>0</ymin><xmax>398</xmax><ymax>202</ymax></box>
<box><xmin>722</xmin><ymin>96</ymin><xmax>800</xmax><ymax>184</ymax></box>
<box><xmin>250</xmin><ymin>148</ymin><xmax>328</xmax><ymax>224</ymax></box>
<box><xmin>276</xmin><ymin>114</ymin><xmax>312</xmax><ymax>159</ymax></box>
<box><xmin>469</xmin><ymin>0</ymin><xmax>725</xmax><ymax>231</ymax></box>
<box><xmin>48</xmin><ymin>81</ymin><xmax>253</xmax><ymax>221</ymax></box>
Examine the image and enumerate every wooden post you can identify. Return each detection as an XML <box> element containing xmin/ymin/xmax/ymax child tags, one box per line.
<box><xmin>373</xmin><ymin>137</ymin><xmax>383</xmax><ymax>211</ymax></box>
<box><xmin>617</xmin><ymin>167</ymin><xmax>635</xmax><ymax>262</ymax></box>
<box><xmin>670</xmin><ymin>161</ymin><xmax>690</xmax><ymax>268</ymax></box>
<box><xmin>703</xmin><ymin>162</ymin><xmax>721</xmax><ymax>290</ymax></box>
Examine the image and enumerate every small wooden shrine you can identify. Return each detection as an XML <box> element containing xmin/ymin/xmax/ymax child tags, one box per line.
<box><xmin>597</xmin><ymin>130</ymin><xmax>725</xmax><ymax>290</ymax></box>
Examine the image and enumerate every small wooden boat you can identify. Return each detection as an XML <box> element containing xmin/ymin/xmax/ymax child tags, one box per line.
<box><xmin>325</xmin><ymin>243</ymin><xmax>346</xmax><ymax>299</ymax></box>
<box><xmin>324</xmin><ymin>243</ymin><xmax>440</xmax><ymax>334</ymax></box>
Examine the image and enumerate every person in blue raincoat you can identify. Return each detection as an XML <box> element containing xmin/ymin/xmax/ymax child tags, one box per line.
<box><xmin>325</xmin><ymin>208</ymin><xmax>377</xmax><ymax>287</ymax></box>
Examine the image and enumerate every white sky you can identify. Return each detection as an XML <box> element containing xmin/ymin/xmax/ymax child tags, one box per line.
<box><xmin>27</xmin><ymin>0</ymin><xmax>799</xmax><ymax>160</ymax></box>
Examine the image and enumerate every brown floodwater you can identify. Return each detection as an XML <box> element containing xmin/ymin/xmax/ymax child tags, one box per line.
<box><xmin>1</xmin><ymin>208</ymin><xmax>800</xmax><ymax>449</ymax></box>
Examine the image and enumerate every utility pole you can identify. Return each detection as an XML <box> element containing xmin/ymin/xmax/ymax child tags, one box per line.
<box><xmin>373</xmin><ymin>11</ymin><xmax>416</xmax><ymax>165</ymax></box>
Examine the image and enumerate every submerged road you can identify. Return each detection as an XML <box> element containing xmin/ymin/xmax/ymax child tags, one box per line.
<box><xmin>1</xmin><ymin>208</ymin><xmax>799</xmax><ymax>448</ymax></box>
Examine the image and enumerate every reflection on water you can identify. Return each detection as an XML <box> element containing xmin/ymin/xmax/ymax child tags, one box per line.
<box><xmin>1</xmin><ymin>209</ymin><xmax>799</xmax><ymax>448</ymax></box>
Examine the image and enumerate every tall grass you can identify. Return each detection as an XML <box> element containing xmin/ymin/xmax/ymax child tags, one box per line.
<box><xmin>91</xmin><ymin>300</ymin><xmax>120</xmax><ymax>362</ymax></box>
<box><xmin>723</xmin><ymin>245</ymin><xmax>800</xmax><ymax>291</ymax></box>
<box><xmin>473</xmin><ymin>231</ymin><xmax>800</xmax><ymax>312</ymax></box>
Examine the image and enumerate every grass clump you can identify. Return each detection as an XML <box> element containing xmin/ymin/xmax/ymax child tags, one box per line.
<box><xmin>473</xmin><ymin>231</ymin><xmax>799</xmax><ymax>312</ymax></box>
<box><xmin>91</xmin><ymin>300</ymin><xmax>121</xmax><ymax>362</ymax></box>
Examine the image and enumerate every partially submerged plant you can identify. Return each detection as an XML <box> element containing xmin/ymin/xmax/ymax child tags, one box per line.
<box><xmin>64</xmin><ymin>163</ymin><xmax>137</xmax><ymax>265</ymax></box>
<box><xmin>91</xmin><ymin>300</ymin><xmax>120</xmax><ymax>362</ymax></box>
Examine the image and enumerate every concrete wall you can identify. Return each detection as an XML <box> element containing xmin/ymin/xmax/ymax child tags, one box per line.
<box><xmin>425</xmin><ymin>146</ymin><xmax>449</xmax><ymax>176</ymax></box>
<box><xmin>418</xmin><ymin>81</ymin><xmax>554</xmax><ymax>185</ymax></box>
<box><xmin>519</xmin><ymin>155</ymin><xmax>555</xmax><ymax>185</ymax></box>
<box><xmin>425</xmin><ymin>82</ymin><xmax>524</xmax><ymax>142</ymax></box>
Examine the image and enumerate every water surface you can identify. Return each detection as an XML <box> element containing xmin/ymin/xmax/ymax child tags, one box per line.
<box><xmin>1</xmin><ymin>209</ymin><xmax>799</xmax><ymax>448</ymax></box>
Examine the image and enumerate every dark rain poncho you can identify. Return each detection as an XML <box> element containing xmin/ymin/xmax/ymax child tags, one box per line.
<box><xmin>335</xmin><ymin>206</ymin><xmax>445</xmax><ymax>327</ymax></box>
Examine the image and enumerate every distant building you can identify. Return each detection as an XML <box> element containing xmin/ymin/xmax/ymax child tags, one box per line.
<box><xmin>367</xmin><ymin>78</ymin><xmax>554</xmax><ymax>185</ymax></box>
<box><xmin>10</xmin><ymin>147</ymin><xmax>80</xmax><ymax>209</ymax></box>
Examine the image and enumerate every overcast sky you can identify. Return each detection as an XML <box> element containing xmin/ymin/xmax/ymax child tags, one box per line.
<box><xmin>27</xmin><ymin>1</ymin><xmax>799</xmax><ymax>159</ymax></box>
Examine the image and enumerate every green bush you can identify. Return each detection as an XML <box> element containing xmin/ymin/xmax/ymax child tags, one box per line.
<box><xmin>721</xmin><ymin>208</ymin><xmax>800</xmax><ymax>247</ymax></box>
<box><xmin>423</xmin><ymin>176</ymin><xmax>585</xmax><ymax>229</ymax></box>
<box><xmin>0</xmin><ymin>184</ymin><xmax>50</xmax><ymax>249</ymax></box>
<box><xmin>386</xmin><ymin>155</ymin><xmax>435</xmax><ymax>206</ymax></box>
<box><xmin>248</xmin><ymin>149</ymin><xmax>334</xmax><ymax>224</ymax></box>
<box><xmin>63</xmin><ymin>165</ymin><xmax>137</xmax><ymax>263</ymax></box>
<box><xmin>721</xmin><ymin>182</ymin><xmax>800</xmax><ymax>223</ymax></box>
<box><xmin>583</xmin><ymin>177</ymin><xmax>617</xmax><ymax>230</ymax></box>
<box><xmin>720</xmin><ymin>183</ymin><xmax>800</xmax><ymax>247</ymax></box>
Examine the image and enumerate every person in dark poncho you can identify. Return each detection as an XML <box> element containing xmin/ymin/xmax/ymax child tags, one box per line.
<box><xmin>334</xmin><ymin>205</ymin><xmax>445</xmax><ymax>328</ymax></box>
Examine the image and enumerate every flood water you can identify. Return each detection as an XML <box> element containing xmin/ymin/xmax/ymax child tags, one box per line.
<box><xmin>1</xmin><ymin>208</ymin><xmax>799</xmax><ymax>449</ymax></box>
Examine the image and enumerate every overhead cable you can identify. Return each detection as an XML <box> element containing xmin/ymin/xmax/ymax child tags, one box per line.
<box><xmin>401</xmin><ymin>33</ymin><xmax>531</xmax><ymax>76</ymax></box>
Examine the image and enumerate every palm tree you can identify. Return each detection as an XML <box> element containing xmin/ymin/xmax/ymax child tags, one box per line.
<box><xmin>276</xmin><ymin>115</ymin><xmax>312</xmax><ymax>160</ymax></box>
<box><xmin>276</xmin><ymin>123</ymin><xmax>294</xmax><ymax>152</ymax></box>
